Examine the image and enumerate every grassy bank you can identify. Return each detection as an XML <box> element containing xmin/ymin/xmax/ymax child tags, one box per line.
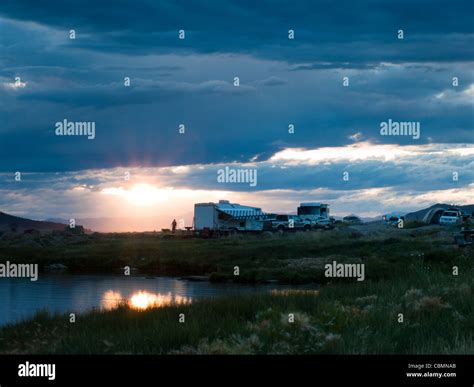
<box><xmin>0</xmin><ymin>263</ymin><xmax>472</xmax><ymax>354</ymax></box>
<box><xmin>0</xmin><ymin>224</ymin><xmax>471</xmax><ymax>284</ymax></box>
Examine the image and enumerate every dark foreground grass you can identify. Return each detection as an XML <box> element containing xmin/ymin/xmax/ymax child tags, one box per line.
<box><xmin>1</xmin><ymin>263</ymin><xmax>473</xmax><ymax>354</ymax></box>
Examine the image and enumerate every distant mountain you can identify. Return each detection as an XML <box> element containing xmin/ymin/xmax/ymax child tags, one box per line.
<box><xmin>0</xmin><ymin>212</ymin><xmax>67</xmax><ymax>232</ymax></box>
<box><xmin>361</xmin><ymin>211</ymin><xmax>407</xmax><ymax>223</ymax></box>
<box><xmin>77</xmin><ymin>217</ymin><xmax>161</xmax><ymax>233</ymax></box>
<box><xmin>45</xmin><ymin>217</ymin><xmax>69</xmax><ymax>224</ymax></box>
<box><xmin>77</xmin><ymin>213</ymin><xmax>193</xmax><ymax>232</ymax></box>
<box><xmin>360</xmin><ymin>216</ymin><xmax>383</xmax><ymax>223</ymax></box>
<box><xmin>1</xmin><ymin>212</ymin><xmax>192</xmax><ymax>233</ymax></box>
<box><xmin>405</xmin><ymin>203</ymin><xmax>474</xmax><ymax>223</ymax></box>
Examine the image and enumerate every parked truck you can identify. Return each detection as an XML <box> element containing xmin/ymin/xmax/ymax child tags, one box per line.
<box><xmin>265</xmin><ymin>214</ymin><xmax>312</xmax><ymax>232</ymax></box>
<box><xmin>439</xmin><ymin>209</ymin><xmax>463</xmax><ymax>226</ymax></box>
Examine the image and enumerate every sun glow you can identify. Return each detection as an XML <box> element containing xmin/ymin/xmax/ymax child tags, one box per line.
<box><xmin>101</xmin><ymin>184</ymin><xmax>170</xmax><ymax>206</ymax></box>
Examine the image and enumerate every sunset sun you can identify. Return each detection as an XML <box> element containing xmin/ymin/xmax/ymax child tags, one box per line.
<box><xmin>101</xmin><ymin>184</ymin><xmax>169</xmax><ymax>206</ymax></box>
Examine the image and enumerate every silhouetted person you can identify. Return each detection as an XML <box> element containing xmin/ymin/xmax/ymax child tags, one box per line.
<box><xmin>171</xmin><ymin>219</ymin><xmax>177</xmax><ymax>233</ymax></box>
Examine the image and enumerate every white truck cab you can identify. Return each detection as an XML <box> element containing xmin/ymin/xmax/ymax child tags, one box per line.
<box><xmin>439</xmin><ymin>209</ymin><xmax>462</xmax><ymax>225</ymax></box>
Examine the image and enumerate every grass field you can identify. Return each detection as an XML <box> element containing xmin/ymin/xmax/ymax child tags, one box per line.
<box><xmin>0</xmin><ymin>223</ymin><xmax>472</xmax><ymax>354</ymax></box>
<box><xmin>0</xmin><ymin>223</ymin><xmax>471</xmax><ymax>284</ymax></box>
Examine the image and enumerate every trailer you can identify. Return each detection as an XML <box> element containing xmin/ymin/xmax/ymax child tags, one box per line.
<box><xmin>194</xmin><ymin>200</ymin><xmax>266</xmax><ymax>234</ymax></box>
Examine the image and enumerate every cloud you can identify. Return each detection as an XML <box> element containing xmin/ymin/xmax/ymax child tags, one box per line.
<box><xmin>349</xmin><ymin>132</ymin><xmax>364</xmax><ymax>142</ymax></box>
<box><xmin>255</xmin><ymin>76</ymin><xmax>287</xmax><ymax>87</ymax></box>
<box><xmin>2</xmin><ymin>80</ymin><xmax>27</xmax><ymax>90</ymax></box>
<box><xmin>1</xmin><ymin>142</ymin><xmax>472</xmax><ymax>226</ymax></box>
<box><xmin>0</xmin><ymin>0</ymin><xmax>472</xmax><ymax>210</ymax></box>
<box><xmin>290</xmin><ymin>62</ymin><xmax>380</xmax><ymax>71</ymax></box>
<box><xmin>434</xmin><ymin>83</ymin><xmax>474</xmax><ymax>105</ymax></box>
<box><xmin>1</xmin><ymin>1</ymin><xmax>473</xmax><ymax>63</ymax></box>
<box><xmin>269</xmin><ymin>142</ymin><xmax>417</xmax><ymax>163</ymax></box>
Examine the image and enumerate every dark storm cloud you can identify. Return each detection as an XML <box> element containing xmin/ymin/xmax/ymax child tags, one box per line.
<box><xmin>0</xmin><ymin>0</ymin><xmax>473</xmax><ymax>173</ymax></box>
<box><xmin>1</xmin><ymin>0</ymin><xmax>473</xmax><ymax>62</ymax></box>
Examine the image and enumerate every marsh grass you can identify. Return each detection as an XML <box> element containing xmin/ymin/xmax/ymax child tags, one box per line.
<box><xmin>0</xmin><ymin>225</ymin><xmax>469</xmax><ymax>284</ymax></box>
<box><xmin>1</xmin><ymin>266</ymin><xmax>472</xmax><ymax>354</ymax></box>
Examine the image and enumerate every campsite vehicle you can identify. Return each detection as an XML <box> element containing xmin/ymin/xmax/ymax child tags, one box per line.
<box><xmin>193</xmin><ymin>200</ymin><xmax>331</xmax><ymax>235</ymax></box>
<box><xmin>269</xmin><ymin>215</ymin><xmax>312</xmax><ymax>231</ymax></box>
<box><xmin>297</xmin><ymin>203</ymin><xmax>330</xmax><ymax>222</ymax></box>
<box><xmin>439</xmin><ymin>209</ymin><xmax>462</xmax><ymax>226</ymax></box>
<box><xmin>312</xmin><ymin>215</ymin><xmax>331</xmax><ymax>228</ymax></box>
<box><xmin>296</xmin><ymin>202</ymin><xmax>331</xmax><ymax>228</ymax></box>
<box><xmin>194</xmin><ymin>200</ymin><xmax>267</xmax><ymax>234</ymax></box>
<box><xmin>343</xmin><ymin>215</ymin><xmax>362</xmax><ymax>224</ymax></box>
<box><xmin>383</xmin><ymin>214</ymin><xmax>405</xmax><ymax>227</ymax></box>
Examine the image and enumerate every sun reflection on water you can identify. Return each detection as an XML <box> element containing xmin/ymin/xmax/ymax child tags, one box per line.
<box><xmin>101</xmin><ymin>290</ymin><xmax>124</xmax><ymax>310</ymax></box>
<box><xmin>101</xmin><ymin>290</ymin><xmax>192</xmax><ymax>311</ymax></box>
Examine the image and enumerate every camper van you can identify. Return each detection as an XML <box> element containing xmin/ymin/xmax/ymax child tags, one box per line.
<box><xmin>297</xmin><ymin>203</ymin><xmax>330</xmax><ymax>225</ymax></box>
<box><xmin>194</xmin><ymin>200</ymin><xmax>266</xmax><ymax>233</ymax></box>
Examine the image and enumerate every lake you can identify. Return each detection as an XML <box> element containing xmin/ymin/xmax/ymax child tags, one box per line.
<box><xmin>0</xmin><ymin>273</ymin><xmax>314</xmax><ymax>326</ymax></box>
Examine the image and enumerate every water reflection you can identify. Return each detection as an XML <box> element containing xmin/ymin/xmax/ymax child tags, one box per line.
<box><xmin>101</xmin><ymin>290</ymin><xmax>124</xmax><ymax>310</ymax></box>
<box><xmin>0</xmin><ymin>274</ymin><xmax>317</xmax><ymax>326</ymax></box>
<box><xmin>101</xmin><ymin>290</ymin><xmax>192</xmax><ymax>311</ymax></box>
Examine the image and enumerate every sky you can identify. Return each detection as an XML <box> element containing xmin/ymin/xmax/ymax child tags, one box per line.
<box><xmin>0</xmin><ymin>0</ymin><xmax>473</xmax><ymax>231</ymax></box>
